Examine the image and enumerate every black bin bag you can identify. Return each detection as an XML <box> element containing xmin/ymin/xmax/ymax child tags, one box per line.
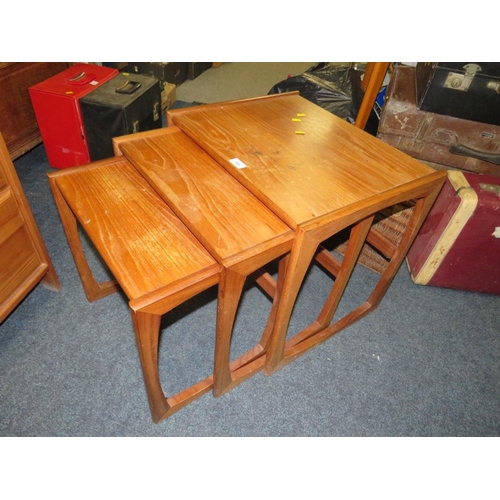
<box><xmin>268</xmin><ymin>62</ymin><xmax>379</xmax><ymax>135</ymax></box>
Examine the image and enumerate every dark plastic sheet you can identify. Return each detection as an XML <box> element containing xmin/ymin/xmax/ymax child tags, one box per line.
<box><xmin>268</xmin><ymin>62</ymin><xmax>378</xmax><ymax>134</ymax></box>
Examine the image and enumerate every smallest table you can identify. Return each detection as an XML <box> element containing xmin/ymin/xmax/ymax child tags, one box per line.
<box><xmin>48</xmin><ymin>157</ymin><xmax>221</xmax><ymax>422</ymax></box>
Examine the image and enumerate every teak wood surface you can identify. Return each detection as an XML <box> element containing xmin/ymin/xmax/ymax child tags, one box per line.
<box><xmin>0</xmin><ymin>132</ymin><xmax>60</xmax><ymax>323</ymax></box>
<box><xmin>113</xmin><ymin>127</ymin><xmax>294</xmax><ymax>397</ymax></box>
<box><xmin>48</xmin><ymin>158</ymin><xmax>223</xmax><ymax>422</ymax></box>
<box><xmin>47</xmin><ymin>92</ymin><xmax>447</xmax><ymax>423</ymax></box>
<box><xmin>167</xmin><ymin>92</ymin><xmax>448</xmax><ymax>374</ymax></box>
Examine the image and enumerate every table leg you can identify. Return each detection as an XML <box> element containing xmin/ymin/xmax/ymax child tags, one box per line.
<box><xmin>258</xmin><ymin>254</ymin><xmax>289</xmax><ymax>354</ymax></box>
<box><xmin>280</xmin><ymin>194</ymin><xmax>441</xmax><ymax>366</ymax></box>
<box><xmin>265</xmin><ymin>217</ymin><xmax>374</xmax><ymax>374</ymax></box>
<box><xmin>312</xmin><ymin>216</ymin><xmax>374</xmax><ymax>331</ymax></box>
<box><xmin>48</xmin><ymin>178</ymin><xmax>119</xmax><ymax>302</ymax></box>
<box><xmin>263</xmin><ymin>228</ymin><xmax>320</xmax><ymax>375</ymax></box>
<box><xmin>264</xmin><ymin>184</ymin><xmax>444</xmax><ymax>375</ymax></box>
<box><xmin>213</xmin><ymin>257</ymin><xmax>289</xmax><ymax>397</ymax></box>
<box><xmin>366</xmin><ymin>194</ymin><xmax>434</xmax><ymax>308</ymax></box>
<box><xmin>132</xmin><ymin>310</ymin><xmax>213</xmax><ymax>423</ymax></box>
<box><xmin>213</xmin><ymin>267</ymin><xmax>247</xmax><ymax>396</ymax></box>
<box><xmin>213</xmin><ymin>254</ymin><xmax>290</xmax><ymax>395</ymax></box>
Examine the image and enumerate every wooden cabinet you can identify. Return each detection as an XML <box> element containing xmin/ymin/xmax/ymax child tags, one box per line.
<box><xmin>0</xmin><ymin>62</ymin><xmax>68</xmax><ymax>159</ymax></box>
<box><xmin>0</xmin><ymin>132</ymin><xmax>61</xmax><ymax>323</ymax></box>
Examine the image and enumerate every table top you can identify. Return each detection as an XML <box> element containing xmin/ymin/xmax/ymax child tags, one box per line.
<box><xmin>168</xmin><ymin>93</ymin><xmax>444</xmax><ymax>229</ymax></box>
<box><xmin>113</xmin><ymin>127</ymin><xmax>294</xmax><ymax>266</ymax></box>
<box><xmin>52</xmin><ymin>157</ymin><xmax>219</xmax><ymax>301</ymax></box>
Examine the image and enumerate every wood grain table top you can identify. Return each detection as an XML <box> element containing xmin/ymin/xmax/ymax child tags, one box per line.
<box><xmin>113</xmin><ymin>127</ymin><xmax>294</xmax><ymax>267</ymax></box>
<box><xmin>168</xmin><ymin>93</ymin><xmax>444</xmax><ymax>229</ymax></box>
<box><xmin>52</xmin><ymin>157</ymin><xmax>219</xmax><ymax>301</ymax></box>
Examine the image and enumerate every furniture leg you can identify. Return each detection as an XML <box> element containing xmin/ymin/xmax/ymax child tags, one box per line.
<box><xmin>132</xmin><ymin>309</ymin><xmax>214</xmax><ymax>423</ymax></box>
<box><xmin>292</xmin><ymin>216</ymin><xmax>374</xmax><ymax>345</ymax></box>
<box><xmin>263</xmin><ymin>228</ymin><xmax>320</xmax><ymax>375</ymax></box>
<box><xmin>258</xmin><ymin>254</ymin><xmax>289</xmax><ymax>353</ymax></box>
<box><xmin>48</xmin><ymin>178</ymin><xmax>119</xmax><ymax>302</ymax></box>
<box><xmin>280</xmin><ymin>191</ymin><xmax>444</xmax><ymax>366</ymax></box>
<box><xmin>213</xmin><ymin>267</ymin><xmax>247</xmax><ymax>397</ymax></box>
<box><xmin>39</xmin><ymin>269</ymin><xmax>61</xmax><ymax>291</ymax></box>
<box><xmin>264</xmin><ymin>183</ymin><xmax>444</xmax><ymax>373</ymax></box>
<box><xmin>213</xmin><ymin>255</ymin><xmax>288</xmax><ymax>397</ymax></box>
<box><xmin>366</xmin><ymin>194</ymin><xmax>437</xmax><ymax>308</ymax></box>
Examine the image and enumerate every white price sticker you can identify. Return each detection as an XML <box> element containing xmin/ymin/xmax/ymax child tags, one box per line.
<box><xmin>229</xmin><ymin>158</ymin><xmax>247</xmax><ymax>169</ymax></box>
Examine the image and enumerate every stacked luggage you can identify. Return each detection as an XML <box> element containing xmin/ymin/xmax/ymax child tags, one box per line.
<box><xmin>29</xmin><ymin>63</ymin><xmax>163</xmax><ymax>168</ymax></box>
<box><xmin>377</xmin><ymin>63</ymin><xmax>500</xmax><ymax>294</ymax></box>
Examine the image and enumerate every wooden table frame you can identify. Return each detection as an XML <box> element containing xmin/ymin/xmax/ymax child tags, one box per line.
<box><xmin>48</xmin><ymin>150</ymin><xmax>293</xmax><ymax>423</ymax></box>
<box><xmin>112</xmin><ymin>126</ymin><xmax>295</xmax><ymax>397</ymax></box>
<box><xmin>262</xmin><ymin>178</ymin><xmax>444</xmax><ymax>373</ymax></box>
<box><xmin>47</xmin><ymin>92</ymin><xmax>447</xmax><ymax>423</ymax></box>
<box><xmin>48</xmin><ymin>158</ymin><xmax>225</xmax><ymax>423</ymax></box>
<box><xmin>167</xmin><ymin>92</ymin><xmax>447</xmax><ymax>375</ymax></box>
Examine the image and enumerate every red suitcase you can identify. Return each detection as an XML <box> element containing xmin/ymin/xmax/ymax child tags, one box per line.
<box><xmin>29</xmin><ymin>63</ymin><xmax>118</xmax><ymax>168</ymax></box>
<box><xmin>406</xmin><ymin>170</ymin><xmax>500</xmax><ymax>294</ymax></box>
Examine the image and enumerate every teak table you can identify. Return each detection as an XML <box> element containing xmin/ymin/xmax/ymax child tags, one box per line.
<box><xmin>48</xmin><ymin>158</ymin><xmax>222</xmax><ymax>422</ymax></box>
<box><xmin>167</xmin><ymin>92</ymin><xmax>447</xmax><ymax>375</ymax></box>
<box><xmin>112</xmin><ymin>126</ymin><xmax>294</xmax><ymax>397</ymax></box>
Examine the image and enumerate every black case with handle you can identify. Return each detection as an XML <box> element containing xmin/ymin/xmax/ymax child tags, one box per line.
<box><xmin>415</xmin><ymin>62</ymin><xmax>500</xmax><ymax>126</ymax></box>
<box><xmin>80</xmin><ymin>72</ymin><xmax>162</xmax><ymax>161</ymax></box>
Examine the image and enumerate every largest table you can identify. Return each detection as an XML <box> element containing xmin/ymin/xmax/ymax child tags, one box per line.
<box><xmin>167</xmin><ymin>92</ymin><xmax>447</xmax><ymax>375</ymax></box>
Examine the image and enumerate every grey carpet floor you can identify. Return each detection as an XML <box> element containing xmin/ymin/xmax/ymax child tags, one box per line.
<box><xmin>1</xmin><ymin>63</ymin><xmax>499</xmax><ymax>438</ymax></box>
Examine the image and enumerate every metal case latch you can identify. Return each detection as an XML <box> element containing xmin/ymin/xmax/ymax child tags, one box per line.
<box><xmin>487</xmin><ymin>81</ymin><xmax>500</xmax><ymax>93</ymax></box>
<box><xmin>479</xmin><ymin>183</ymin><xmax>500</xmax><ymax>196</ymax></box>
<box><xmin>444</xmin><ymin>63</ymin><xmax>482</xmax><ymax>92</ymax></box>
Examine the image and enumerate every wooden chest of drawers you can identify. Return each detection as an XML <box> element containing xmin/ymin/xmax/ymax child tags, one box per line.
<box><xmin>0</xmin><ymin>62</ymin><xmax>68</xmax><ymax>159</ymax></box>
<box><xmin>0</xmin><ymin>133</ymin><xmax>60</xmax><ymax>323</ymax></box>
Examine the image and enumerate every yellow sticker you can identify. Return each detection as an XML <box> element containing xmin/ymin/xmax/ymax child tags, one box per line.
<box><xmin>297</xmin><ymin>113</ymin><xmax>306</xmax><ymax>117</ymax></box>
<box><xmin>292</xmin><ymin>118</ymin><xmax>302</xmax><ymax>122</ymax></box>
<box><xmin>295</xmin><ymin>130</ymin><xmax>305</xmax><ymax>135</ymax></box>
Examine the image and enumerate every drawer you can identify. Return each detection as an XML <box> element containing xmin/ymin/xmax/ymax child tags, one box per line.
<box><xmin>0</xmin><ymin>191</ymin><xmax>44</xmax><ymax>308</ymax></box>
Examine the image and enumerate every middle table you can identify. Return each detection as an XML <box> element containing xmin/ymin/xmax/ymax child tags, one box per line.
<box><xmin>113</xmin><ymin>126</ymin><xmax>294</xmax><ymax>398</ymax></box>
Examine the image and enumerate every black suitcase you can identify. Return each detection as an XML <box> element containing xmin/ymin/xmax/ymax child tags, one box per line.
<box><xmin>415</xmin><ymin>62</ymin><xmax>500</xmax><ymax>126</ymax></box>
<box><xmin>378</xmin><ymin>65</ymin><xmax>500</xmax><ymax>177</ymax></box>
<box><xmin>127</xmin><ymin>62</ymin><xmax>188</xmax><ymax>86</ymax></box>
<box><xmin>80</xmin><ymin>73</ymin><xmax>162</xmax><ymax>161</ymax></box>
<box><xmin>188</xmin><ymin>62</ymin><xmax>212</xmax><ymax>80</ymax></box>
